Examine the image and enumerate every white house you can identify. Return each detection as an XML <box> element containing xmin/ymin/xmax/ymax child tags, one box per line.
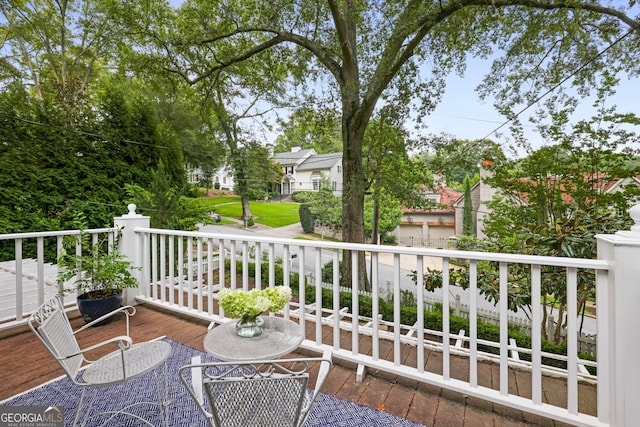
<box><xmin>189</xmin><ymin>146</ymin><xmax>345</xmax><ymax>197</ymax></box>
<box><xmin>212</xmin><ymin>164</ymin><xmax>236</xmax><ymax>192</ymax></box>
<box><xmin>186</xmin><ymin>165</ymin><xmax>236</xmax><ymax>192</ymax></box>
<box><xmin>272</xmin><ymin>146</ymin><xmax>343</xmax><ymax>196</ymax></box>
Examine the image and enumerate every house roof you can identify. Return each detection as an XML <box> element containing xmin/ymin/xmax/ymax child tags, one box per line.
<box><xmin>271</xmin><ymin>149</ymin><xmax>316</xmax><ymax>166</ymax></box>
<box><xmin>297</xmin><ymin>153</ymin><xmax>342</xmax><ymax>171</ymax></box>
<box><xmin>402</xmin><ymin>185</ymin><xmax>462</xmax><ymax>214</ymax></box>
<box><xmin>509</xmin><ymin>173</ymin><xmax>640</xmax><ymax>205</ymax></box>
<box><xmin>451</xmin><ymin>172</ymin><xmax>640</xmax><ymax>207</ymax></box>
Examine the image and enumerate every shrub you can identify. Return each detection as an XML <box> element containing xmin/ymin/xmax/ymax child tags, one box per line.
<box><xmin>292</xmin><ymin>191</ymin><xmax>316</xmax><ymax>203</ymax></box>
<box><xmin>299</xmin><ymin>203</ymin><xmax>315</xmax><ymax>233</ymax></box>
<box><xmin>321</xmin><ymin>260</ymin><xmax>342</xmax><ymax>283</ymax></box>
<box><xmin>228</xmin><ymin>258</ymin><xmax>591</xmax><ymax>367</ymax></box>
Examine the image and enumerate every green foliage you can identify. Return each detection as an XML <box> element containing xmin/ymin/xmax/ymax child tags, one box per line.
<box><xmin>321</xmin><ymin>261</ymin><xmax>342</xmax><ymax>284</ymax></box>
<box><xmin>307</xmin><ymin>184</ymin><xmax>342</xmax><ymax>236</ymax></box>
<box><xmin>299</xmin><ymin>203</ymin><xmax>315</xmax><ymax>234</ymax></box>
<box><xmin>364</xmin><ymin>193</ymin><xmax>403</xmax><ymax>240</ymax></box>
<box><xmin>0</xmin><ymin>75</ymin><xmax>187</xmax><ymax>236</ymax></box>
<box><xmin>291</xmin><ymin>191</ymin><xmax>316</xmax><ymax>203</ymax></box>
<box><xmin>420</xmin><ymin>138</ymin><xmax>494</xmax><ymax>186</ymax></box>
<box><xmin>363</xmin><ymin>115</ymin><xmax>432</xmax><ymax>218</ymax></box>
<box><xmin>57</xmin><ymin>231</ymin><xmax>139</xmax><ymax>300</ymax></box>
<box><xmin>234</xmin><ymin>143</ymin><xmax>283</xmax><ymax>202</ymax></box>
<box><xmin>380</xmin><ymin>234</ymin><xmax>396</xmax><ymax>245</ymax></box>
<box><xmin>452</xmin><ymin>235</ymin><xmax>485</xmax><ymax>251</ymax></box>
<box><xmin>462</xmin><ymin>175</ymin><xmax>473</xmax><ymax>236</ymax></box>
<box><xmin>273</xmin><ymin>107</ymin><xmax>342</xmax><ymax>154</ymax></box>
<box><xmin>126</xmin><ymin>159</ymin><xmax>206</xmax><ymax>230</ymax></box>
<box><xmin>480</xmin><ymin>98</ymin><xmax>639</xmax><ymax>341</ymax></box>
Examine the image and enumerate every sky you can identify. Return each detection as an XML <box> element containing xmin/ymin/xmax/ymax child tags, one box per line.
<box><xmin>167</xmin><ymin>0</ymin><xmax>638</xmax><ymax>157</ymax></box>
<box><xmin>422</xmin><ymin>59</ymin><xmax>639</xmax><ymax>156</ymax></box>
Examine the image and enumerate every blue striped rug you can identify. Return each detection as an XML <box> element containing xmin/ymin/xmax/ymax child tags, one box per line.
<box><xmin>2</xmin><ymin>338</ymin><xmax>428</xmax><ymax>426</ymax></box>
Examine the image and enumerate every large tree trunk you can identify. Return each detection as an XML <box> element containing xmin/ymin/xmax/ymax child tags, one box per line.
<box><xmin>340</xmin><ymin>106</ymin><xmax>370</xmax><ymax>291</ymax></box>
<box><xmin>241</xmin><ymin>195</ymin><xmax>251</xmax><ymax>222</ymax></box>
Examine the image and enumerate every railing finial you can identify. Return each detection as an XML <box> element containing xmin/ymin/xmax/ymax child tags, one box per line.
<box><xmin>126</xmin><ymin>204</ymin><xmax>138</xmax><ymax>217</ymax></box>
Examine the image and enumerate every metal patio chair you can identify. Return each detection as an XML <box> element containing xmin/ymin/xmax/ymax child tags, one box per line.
<box><xmin>28</xmin><ymin>295</ymin><xmax>172</xmax><ymax>427</ymax></box>
<box><xmin>179</xmin><ymin>349</ymin><xmax>333</xmax><ymax>427</ymax></box>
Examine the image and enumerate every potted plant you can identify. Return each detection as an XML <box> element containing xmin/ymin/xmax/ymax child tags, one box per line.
<box><xmin>218</xmin><ymin>286</ymin><xmax>292</xmax><ymax>337</ymax></box>
<box><xmin>58</xmin><ymin>230</ymin><xmax>140</xmax><ymax>325</ymax></box>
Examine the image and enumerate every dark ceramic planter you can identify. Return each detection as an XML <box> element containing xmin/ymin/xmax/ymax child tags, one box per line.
<box><xmin>77</xmin><ymin>291</ymin><xmax>122</xmax><ymax>326</ymax></box>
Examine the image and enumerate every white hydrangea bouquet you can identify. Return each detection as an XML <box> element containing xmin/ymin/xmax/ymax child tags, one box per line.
<box><xmin>219</xmin><ymin>286</ymin><xmax>292</xmax><ymax>320</ymax></box>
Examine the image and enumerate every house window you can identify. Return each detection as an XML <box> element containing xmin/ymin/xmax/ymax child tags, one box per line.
<box><xmin>332</xmin><ymin>181</ymin><xmax>337</xmax><ymax>190</ymax></box>
<box><xmin>313</xmin><ymin>179</ymin><xmax>320</xmax><ymax>190</ymax></box>
<box><xmin>337</xmin><ymin>165</ymin><xmax>341</xmax><ymax>173</ymax></box>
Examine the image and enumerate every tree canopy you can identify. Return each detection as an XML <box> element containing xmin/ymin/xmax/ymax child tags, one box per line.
<box><xmin>151</xmin><ymin>0</ymin><xmax>639</xmax><ymax>288</ymax></box>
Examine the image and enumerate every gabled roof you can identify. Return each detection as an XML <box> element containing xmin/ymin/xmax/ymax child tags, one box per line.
<box><xmin>271</xmin><ymin>149</ymin><xmax>316</xmax><ymax>166</ymax></box>
<box><xmin>403</xmin><ymin>185</ymin><xmax>462</xmax><ymax>214</ymax></box>
<box><xmin>297</xmin><ymin>153</ymin><xmax>342</xmax><ymax>171</ymax></box>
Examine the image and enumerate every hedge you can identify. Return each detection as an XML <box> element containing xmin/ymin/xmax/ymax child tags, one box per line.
<box><xmin>226</xmin><ymin>259</ymin><xmax>593</xmax><ymax>372</ymax></box>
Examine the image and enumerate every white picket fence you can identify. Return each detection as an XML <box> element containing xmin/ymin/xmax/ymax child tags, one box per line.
<box><xmin>316</xmin><ymin>279</ymin><xmax>598</xmax><ymax>357</ymax></box>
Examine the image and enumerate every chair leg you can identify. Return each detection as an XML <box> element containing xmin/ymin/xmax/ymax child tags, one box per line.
<box><xmin>73</xmin><ymin>388</ymin><xmax>99</xmax><ymax>427</ymax></box>
<box><xmin>151</xmin><ymin>360</ymin><xmax>170</xmax><ymax>427</ymax></box>
<box><xmin>73</xmin><ymin>361</ymin><xmax>170</xmax><ymax>427</ymax></box>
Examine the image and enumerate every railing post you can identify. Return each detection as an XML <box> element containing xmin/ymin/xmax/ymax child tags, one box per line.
<box><xmin>596</xmin><ymin>203</ymin><xmax>640</xmax><ymax>425</ymax></box>
<box><xmin>114</xmin><ymin>204</ymin><xmax>150</xmax><ymax>305</ymax></box>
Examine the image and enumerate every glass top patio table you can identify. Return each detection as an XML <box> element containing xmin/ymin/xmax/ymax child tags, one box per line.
<box><xmin>203</xmin><ymin>316</ymin><xmax>304</xmax><ymax>361</ymax></box>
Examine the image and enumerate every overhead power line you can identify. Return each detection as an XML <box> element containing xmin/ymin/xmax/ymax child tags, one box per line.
<box><xmin>480</xmin><ymin>28</ymin><xmax>636</xmax><ymax>142</ymax></box>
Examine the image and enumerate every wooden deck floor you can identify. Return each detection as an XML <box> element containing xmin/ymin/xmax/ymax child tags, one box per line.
<box><xmin>0</xmin><ymin>304</ymin><xmax>590</xmax><ymax>427</ymax></box>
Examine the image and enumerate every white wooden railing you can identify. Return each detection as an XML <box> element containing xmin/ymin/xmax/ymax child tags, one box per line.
<box><xmin>132</xmin><ymin>224</ymin><xmax>609</xmax><ymax>426</ymax></box>
<box><xmin>2</xmin><ymin>203</ymin><xmax>640</xmax><ymax>426</ymax></box>
<box><xmin>0</xmin><ymin>227</ymin><xmax>115</xmax><ymax>325</ymax></box>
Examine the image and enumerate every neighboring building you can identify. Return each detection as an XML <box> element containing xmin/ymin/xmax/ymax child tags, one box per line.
<box><xmin>186</xmin><ymin>165</ymin><xmax>236</xmax><ymax>192</ymax></box>
<box><xmin>271</xmin><ymin>146</ymin><xmax>317</xmax><ymax>196</ymax></box>
<box><xmin>392</xmin><ymin>186</ymin><xmax>462</xmax><ymax>248</ymax></box>
<box><xmin>272</xmin><ymin>146</ymin><xmax>343</xmax><ymax>196</ymax></box>
<box><xmin>452</xmin><ymin>161</ymin><xmax>496</xmax><ymax>239</ymax></box>
<box><xmin>453</xmin><ymin>163</ymin><xmax>640</xmax><ymax>239</ymax></box>
<box><xmin>189</xmin><ymin>146</ymin><xmax>344</xmax><ymax>197</ymax></box>
<box><xmin>212</xmin><ymin>165</ymin><xmax>236</xmax><ymax>192</ymax></box>
<box><xmin>292</xmin><ymin>152</ymin><xmax>343</xmax><ymax>194</ymax></box>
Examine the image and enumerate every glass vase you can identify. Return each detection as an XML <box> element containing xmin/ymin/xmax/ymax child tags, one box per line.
<box><xmin>235</xmin><ymin>314</ymin><xmax>265</xmax><ymax>338</ymax></box>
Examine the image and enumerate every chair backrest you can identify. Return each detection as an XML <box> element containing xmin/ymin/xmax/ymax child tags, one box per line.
<box><xmin>180</xmin><ymin>351</ymin><xmax>333</xmax><ymax>427</ymax></box>
<box><xmin>28</xmin><ymin>296</ymin><xmax>84</xmax><ymax>380</ymax></box>
<box><xmin>206</xmin><ymin>370</ymin><xmax>308</xmax><ymax>427</ymax></box>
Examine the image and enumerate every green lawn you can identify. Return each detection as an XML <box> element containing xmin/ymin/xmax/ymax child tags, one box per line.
<box><xmin>203</xmin><ymin>196</ymin><xmax>301</xmax><ymax>228</ymax></box>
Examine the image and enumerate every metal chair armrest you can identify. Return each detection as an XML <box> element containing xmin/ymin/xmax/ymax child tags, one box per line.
<box><xmin>73</xmin><ymin>305</ymin><xmax>136</xmax><ymax>335</ymax></box>
<box><xmin>58</xmin><ymin>335</ymin><xmax>134</xmax><ymax>363</ymax></box>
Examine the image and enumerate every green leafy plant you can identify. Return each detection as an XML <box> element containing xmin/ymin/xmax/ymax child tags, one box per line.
<box><xmin>218</xmin><ymin>287</ymin><xmax>292</xmax><ymax>319</ymax></box>
<box><xmin>57</xmin><ymin>231</ymin><xmax>139</xmax><ymax>300</ymax></box>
